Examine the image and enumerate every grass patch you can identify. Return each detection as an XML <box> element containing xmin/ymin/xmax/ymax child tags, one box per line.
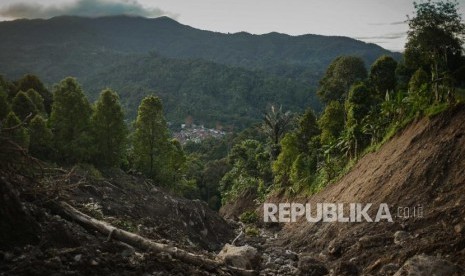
<box><xmin>424</xmin><ymin>103</ymin><xmax>449</xmax><ymax>118</ymax></box>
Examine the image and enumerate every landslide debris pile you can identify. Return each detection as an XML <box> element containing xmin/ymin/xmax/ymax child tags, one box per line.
<box><xmin>265</xmin><ymin>105</ymin><xmax>465</xmax><ymax>275</ymax></box>
<box><xmin>0</xmin><ymin>168</ymin><xmax>236</xmax><ymax>275</ymax></box>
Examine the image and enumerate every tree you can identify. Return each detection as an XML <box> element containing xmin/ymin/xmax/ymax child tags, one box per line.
<box><xmin>91</xmin><ymin>89</ymin><xmax>127</xmax><ymax>167</ymax></box>
<box><xmin>49</xmin><ymin>77</ymin><xmax>93</xmax><ymax>163</ymax></box>
<box><xmin>405</xmin><ymin>0</ymin><xmax>465</xmax><ymax>101</ymax></box>
<box><xmin>408</xmin><ymin>68</ymin><xmax>430</xmax><ymax>93</ymax></box>
<box><xmin>295</xmin><ymin>108</ymin><xmax>320</xmax><ymax>152</ymax></box>
<box><xmin>28</xmin><ymin>114</ymin><xmax>53</xmax><ymax>160</ymax></box>
<box><xmin>261</xmin><ymin>105</ymin><xmax>293</xmax><ymax>160</ymax></box>
<box><xmin>220</xmin><ymin>139</ymin><xmax>270</xmax><ymax>203</ymax></box>
<box><xmin>26</xmin><ymin>89</ymin><xmax>46</xmax><ymax>115</ymax></box>
<box><xmin>12</xmin><ymin>91</ymin><xmax>37</xmax><ymax>121</ymax></box>
<box><xmin>15</xmin><ymin>74</ymin><xmax>53</xmax><ymax>114</ymax></box>
<box><xmin>318</xmin><ymin>101</ymin><xmax>345</xmax><ymax>146</ymax></box>
<box><xmin>0</xmin><ymin>88</ymin><xmax>10</xmax><ymax>121</ymax></box>
<box><xmin>346</xmin><ymin>82</ymin><xmax>375</xmax><ymax>125</ymax></box>
<box><xmin>132</xmin><ymin>95</ymin><xmax>171</xmax><ymax>182</ymax></box>
<box><xmin>370</xmin><ymin>55</ymin><xmax>398</xmax><ymax>97</ymax></box>
<box><xmin>3</xmin><ymin>112</ymin><xmax>29</xmax><ymax>149</ymax></box>
<box><xmin>317</xmin><ymin>56</ymin><xmax>368</xmax><ymax>103</ymax></box>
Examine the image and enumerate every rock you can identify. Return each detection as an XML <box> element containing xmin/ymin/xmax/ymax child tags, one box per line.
<box><xmin>358</xmin><ymin>233</ymin><xmax>392</xmax><ymax>249</ymax></box>
<box><xmin>454</xmin><ymin>223</ymin><xmax>463</xmax><ymax>234</ymax></box>
<box><xmin>90</xmin><ymin>259</ymin><xmax>99</xmax><ymax>266</ymax></box>
<box><xmin>393</xmin><ymin>231</ymin><xmax>411</xmax><ymax>245</ymax></box>
<box><xmin>298</xmin><ymin>255</ymin><xmax>329</xmax><ymax>276</ymax></box>
<box><xmin>328</xmin><ymin>239</ymin><xmax>342</xmax><ymax>256</ymax></box>
<box><xmin>394</xmin><ymin>254</ymin><xmax>462</xmax><ymax>276</ymax></box>
<box><xmin>380</xmin><ymin>263</ymin><xmax>399</xmax><ymax>275</ymax></box>
<box><xmin>73</xmin><ymin>254</ymin><xmax>82</xmax><ymax>262</ymax></box>
<box><xmin>285</xmin><ymin>249</ymin><xmax>298</xmax><ymax>261</ymax></box>
<box><xmin>217</xmin><ymin>243</ymin><xmax>260</xmax><ymax>270</ymax></box>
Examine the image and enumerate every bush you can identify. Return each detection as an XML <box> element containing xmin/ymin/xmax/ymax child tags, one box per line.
<box><xmin>245</xmin><ymin>226</ymin><xmax>260</xmax><ymax>237</ymax></box>
<box><xmin>239</xmin><ymin>210</ymin><xmax>259</xmax><ymax>224</ymax></box>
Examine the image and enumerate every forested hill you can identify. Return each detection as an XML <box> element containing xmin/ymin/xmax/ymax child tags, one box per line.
<box><xmin>0</xmin><ymin>15</ymin><xmax>401</xmax><ymax>127</ymax></box>
<box><xmin>0</xmin><ymin>15</ymin><xmax>400</xmax><ymax>80</ymax></box>
<box><xmin>83</xmin><ymin>54</ymin><xmax>314</xmax><ymax>128</ymax></box>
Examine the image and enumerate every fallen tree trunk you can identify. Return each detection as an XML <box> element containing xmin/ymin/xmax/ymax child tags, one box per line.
<box><xmin>58</xmin><ymin>201</ymin><xmax>221</xmax><ymax>270</ymax></box>
<box><xmin>57</xmin><ymin>201</ymin><xmax>257</xmax><ymax>275</ymax></box>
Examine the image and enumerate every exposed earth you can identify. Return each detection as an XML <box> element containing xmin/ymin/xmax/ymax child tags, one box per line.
<box><xmin>2</xmin><ymin>105</ymin><xmax>465</xmax><ymax>275</ymax></box>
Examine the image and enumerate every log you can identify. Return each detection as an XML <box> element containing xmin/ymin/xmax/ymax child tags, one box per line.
<box><xmin>58</xmin><ymin>201</ymin><xmax>222</xmax><ymax>270</ymax></box>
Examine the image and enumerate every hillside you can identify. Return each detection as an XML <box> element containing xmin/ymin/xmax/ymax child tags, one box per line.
<box><xmin>0</xmin><ymin>15</ymin><xmax>401</xmax><ymax>81</ymax></box>
<box><xmin>0</xmin><ymin>16</ymin><xmax>401</xmax><ymax>127</ymax></box>
<box><xmin>83</xmin><ymin>54</ymin><xmax>317</xmax><ymax>127</ymax></box>
<box><xmin>255</xmin><ymin>105</ymin><xmax>465</xmax><ymax>274</ymax></box>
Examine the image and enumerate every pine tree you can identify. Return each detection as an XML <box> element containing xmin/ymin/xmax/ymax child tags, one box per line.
<box><xmin>16</xmin><ymin>74</ymin><xmax>53</xmax><ymax>114</ymax></box>
<box><xmin>3</xmin><ymin>112</ymin><xmax>29</xmax><ymax>149</ymax></box>
<box><xmin>26</xmin><ymin>89</ymin><xmax>46</xmax><ymax>115</ymax></box>
<box><xmin>91</xmin><ymin>89</ymin><xmax>127</xmax><ymax>167</ymax></box>
<box><xmin>132</xmin><ymin>95</ymin><xmax>171</xmax><ymax>182</ymax></box>
<box><xmin>28</xmin><ymin>114</ymin><xmax>53</xmax><ymax>160</ymax></box>
<box><xmin>12</xmin><ymin>91</ymin><xmax>37</xmax><ymax>121</ymax></box>
<box><xmin>49</xmin><ymin>77</ymin><xmax>93</xmax><ymax>163</ymax></box>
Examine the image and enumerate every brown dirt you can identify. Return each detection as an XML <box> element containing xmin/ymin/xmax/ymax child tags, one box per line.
<box><xmin>265</xmin><ymin>104</ymin><xmax>465</xmax><ymax>274</ymax></box>
<box><xmin>0</xmin><ymin>169</ymin><xmax>236</xmax><ymax>275</ymax></box>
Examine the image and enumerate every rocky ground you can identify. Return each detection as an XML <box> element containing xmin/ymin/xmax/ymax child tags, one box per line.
<box><xmin>2</xmin><ymin>106</ymin><xmax>465</xmax><ymax>275</ymax></box>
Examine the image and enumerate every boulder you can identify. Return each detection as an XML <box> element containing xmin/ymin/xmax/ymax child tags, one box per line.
<box><xmin>217</xmin><ymin>243</ymin><xmax>260</xmax><ymax>270</ymax></box>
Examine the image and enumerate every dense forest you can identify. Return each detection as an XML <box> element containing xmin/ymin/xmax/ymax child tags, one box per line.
<box><xmin>1</xmin><ymin>0</ymin><xmax>464</xmax><ymax>214</ymax></box>
<box><xmin>0</xmin><ymin>15</ymin><xmax>400</xmax><ymax>128</ymax></box>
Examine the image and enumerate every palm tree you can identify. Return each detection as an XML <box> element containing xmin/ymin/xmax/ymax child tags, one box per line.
<box><xmin>261</xmin><ymin>105</ymin><xmax>293</xmax><ymax>160</ymax></box>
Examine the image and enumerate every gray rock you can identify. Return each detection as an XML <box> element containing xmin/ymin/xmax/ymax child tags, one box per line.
<box><xmin>394</xmin><ymin>254</ymin><xmax>462</xmax><ymax>276</ymax></box>
<box><xmin>217</xmin><ymin>243</ymin><xmax>260</xmax><ymax>270</ymax></box>
<box><xmin>393</xmin><ymin>231</ymin><xmax>411</xmax><ymax>245</ymax></box>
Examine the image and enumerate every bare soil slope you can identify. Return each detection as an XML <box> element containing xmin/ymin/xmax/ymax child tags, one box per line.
<box><xmin>270</xmin><ymin>105</ymin><xmax>465</xmax><ymax>274</ymax></box>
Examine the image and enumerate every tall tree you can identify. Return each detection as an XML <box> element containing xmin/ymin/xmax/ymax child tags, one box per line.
<box><xmin>132</xmin><ymin>95</ymin><xmax>171</xmax><ymax>181</ymax></box>
<box><xmin>25</xmin><ymin>89</ymin><xmax>46</xmax><ymax>115</ymax></box>
<box><xmin>317</xmin><ymin>56</ymin><xmax>368</xmax><ymax>104</ymax></box>
<box><xmin>12</xmin><ymin>91</ymin><xmax>37</xmax><ymax>121</ymax></box>
<box><xmin>295</xmin><ymin>108</ymin><xmax>320</xmax><ymax>152</ymax></box>
<box><xmin>91</xmin><ymin>89</ymin><xmax>127</xmax><ymax>168</ymax></box>
<box><xmin>370</xmin><ymin>55</ymin><xmax>398</xmax><ymax>97</ymax></box>
<box><xmin>318</xmin><ymin>101</ymin><xmax>345</xmax><ymax>146</ymax></box>
<box><xmin>405</xmin><ymin>0</ymin><xmax>465</xmax><ymax>101</ymax></box>
<box><xmin>28</xmin><ymin>114</ymin><xmax>53</xmax><ymax>160</ymax></box>
<box><xmin>15</xmin><ymin>74</ymin><xmax>53</xmax><ymax>114</ymax></box>
<box><xmin>3</xmin><ymin>112</ymin><xmax>29</xmax><ymax>149</ymax></box>
<box><xmin>261</xmin><ymin>105</ymin><xmax>293</xmax><ymax>160</ymax></box>
<box><xmin>49</xmin><ymin>77</ymin><xmax>93</xmax><ymax>163</ymax></box>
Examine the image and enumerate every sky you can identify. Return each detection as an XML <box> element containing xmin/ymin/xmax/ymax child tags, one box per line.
<box><xmin>0</xmin><ymin>0</ymin><xmax>464</xmax><ymax>52</ymax></box>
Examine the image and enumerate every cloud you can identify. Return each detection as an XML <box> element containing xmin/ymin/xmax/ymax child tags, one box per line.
<box><xmin>355</xmin><ymin>32</ymin><xmax>407</xmax><ymax>40</ymax></box>
<box><xmin>368</xmin><ymin>21</ymin><xmax>407</xmax><ymax>26</ymax></box>
<box><xmin>0</xmin><ymin>0</ymin><xmax>176</xmax><ymax>19</ymax></box>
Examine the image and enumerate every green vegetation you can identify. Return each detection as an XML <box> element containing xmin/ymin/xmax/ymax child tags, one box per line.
<box><xmin>239</xmin><ymin>211</ymin><xmax>259</xmax><ymax>224</ymax></box>
<box><xmin>217</xmin><ymin>0</ymin><xmax>465</xmax><ymax>204</ymax></box>
<box><xmin>1</xmin><ymin>0</ymin><xmax>463</xmax><ymax>212</ymax></box>
<box><xmin>0</xmin><ymin>15</ymin><xmax>400</xmax><ymax>129</ymax></box>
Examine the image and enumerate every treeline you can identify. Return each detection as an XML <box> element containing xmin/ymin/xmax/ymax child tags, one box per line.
<box><xmin>83</xmin><ymin>53</ymin><xmax>319</xmax><ymax>129</ymax></box>
<box><xmin>0</xmin><ymin>75</ymin><xmax>195</xmax><ymax>194</ymax></box>
<box><xmin>218</xmin><ymin>0</ymin><xmax>465</xmax><ymax>204</ymax></box>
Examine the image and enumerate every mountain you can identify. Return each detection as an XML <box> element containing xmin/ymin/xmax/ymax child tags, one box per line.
<box><xmin>0</xmin><ymin>15</ymin><xmax>402</xmax><ymax>127</ymax></box>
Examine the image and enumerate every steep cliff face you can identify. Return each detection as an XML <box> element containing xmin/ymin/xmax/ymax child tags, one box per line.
<box><xmin>269</xmin><ymin>105</ymin><xmax>465</xmax><ymax>274</ymax></box>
